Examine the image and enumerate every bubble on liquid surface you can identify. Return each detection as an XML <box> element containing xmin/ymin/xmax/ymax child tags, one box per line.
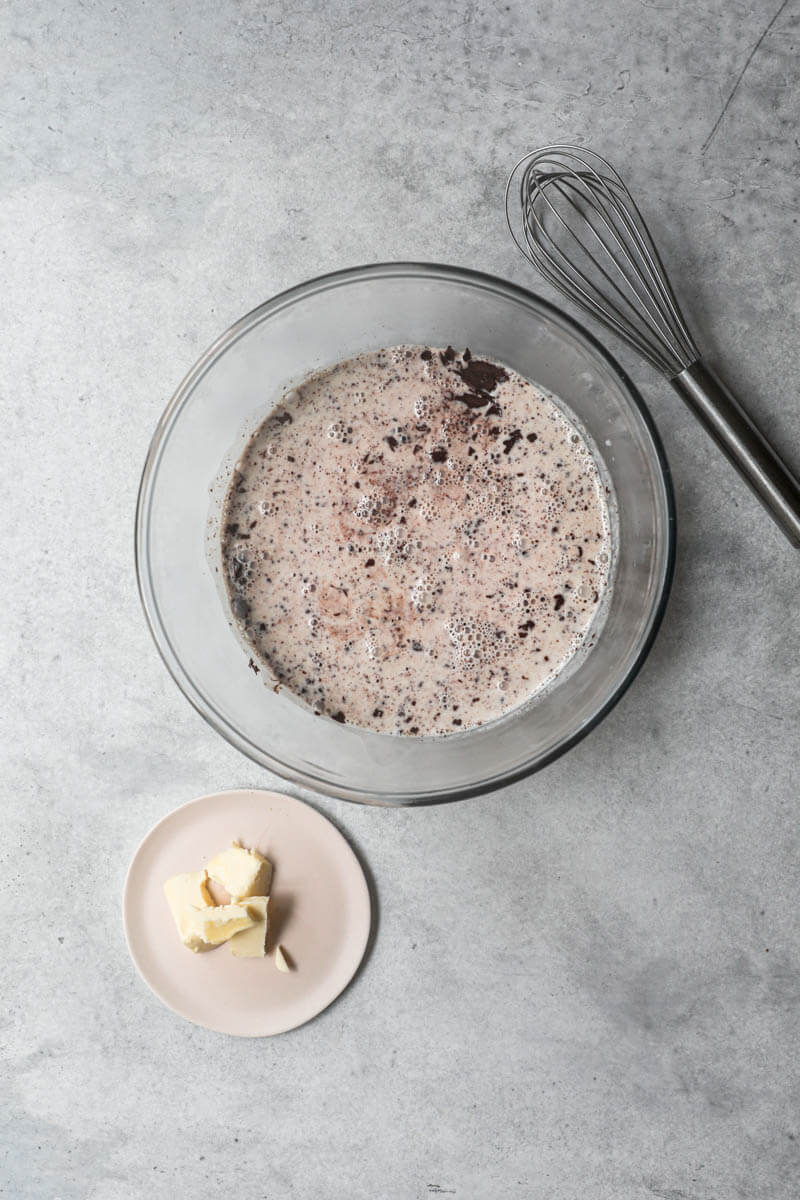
<box><xmin>327</xmin><ymin>420</ymin><xmax>350</xmax><ymax>442</ymax></box>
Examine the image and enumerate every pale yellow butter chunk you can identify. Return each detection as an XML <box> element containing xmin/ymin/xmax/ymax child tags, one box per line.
<box><xmin>230</xmin><ymin>896</ymin><xmax>269</xmax><ymax>958</ymax></box>
<box><xmin>274</xmin><ymin>944</ymin><xmax>292</xmax><ymax>973</ymax></box>
<box><xmin>184</xmin><ymin>903</ymin><xmax>255</xmax><ymax>949</ymax></box>
<box><xmin>206</xmin><ymin>843</ymin><xmax>272</xmax><ymax>900</ymax></box>
<box><xmin>164</xmin><ymin>871</ymin><xmax>214</xmax><ymax>952</ymax></box>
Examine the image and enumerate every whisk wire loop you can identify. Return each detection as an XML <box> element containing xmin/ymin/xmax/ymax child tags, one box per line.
<box><xmin>506</xmin><ymin>145</ymin><xmax>699</xmax><ymax>376</ymax></box>
<box><xmin>530</xmin><ymin>173</ymin><xmax>678</xmax><ymax>372</ymax></box>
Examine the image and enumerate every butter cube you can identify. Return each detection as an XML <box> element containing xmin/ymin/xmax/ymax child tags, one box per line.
<box><xmin>184</xmin><ymin>903</ymin><xmax>255</xmax><ymax>949</ymax></box>
<box><xmin>230</xmin><ymin>896</ymin><xmax>269</xmax><ymax>958</ymax></box>
<box><xmin>274</xmin><ymin>944</ymin><xmax>292</xmax><ymax>973</ymax></box>
<box><xmin>164</xmin><ymin>871</ymin><xmax>214</xmax><ymax>952</ymax></box>
<box><xmin>207</xmin><ymin>843</ymin><xmax>272</xmax><ymax>900</ymax></box>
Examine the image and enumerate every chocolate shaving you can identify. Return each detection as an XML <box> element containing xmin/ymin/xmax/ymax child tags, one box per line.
<box><xmin>454</xmin><ymin>357</ymin><xmax>508</xmax><ymax>395</ymax></box>
<box><xmin>502</xmin><ymin>429</ymin><xmax>522</xmax><ymax>455</ymax></box>
<box><xmin>450</xmin><ymin>390</ymin><xmax>489</xmax><ymax>409</ymax></box>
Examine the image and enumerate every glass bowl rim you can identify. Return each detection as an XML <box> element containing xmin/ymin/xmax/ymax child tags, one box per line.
<box><xmin>135</xmin><ymin>260</ymin><xmax>676</xmax><ymax>805</ymax></box>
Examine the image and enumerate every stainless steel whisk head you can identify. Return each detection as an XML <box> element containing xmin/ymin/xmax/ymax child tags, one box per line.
<box><xmin>505</xmin><ymin>143</ymin><xmax>800</xmax><ymax>548</ymax></box>
<box><xmin>505</xmin><ymin>144</ymin><xmax>697</xmax><ymax>378</ymax></box>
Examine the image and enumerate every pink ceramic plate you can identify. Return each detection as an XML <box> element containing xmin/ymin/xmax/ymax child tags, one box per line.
<box><xmin>123</xmin><ymin>790</ymin><xmax>372</xmax><ymax>1036</ymax></box>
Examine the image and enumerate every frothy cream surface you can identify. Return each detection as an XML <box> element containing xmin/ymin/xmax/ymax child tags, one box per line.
<box><xmin>222</xmin><ymin>346</ymin><xmax>611</xmax><ymax>735</ymax></box>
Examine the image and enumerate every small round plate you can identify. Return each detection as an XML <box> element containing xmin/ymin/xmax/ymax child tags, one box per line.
<box><xmin>123</xmin><ymin>789</ymin><xmax>372</xmax><ymax>1036</ymax></box>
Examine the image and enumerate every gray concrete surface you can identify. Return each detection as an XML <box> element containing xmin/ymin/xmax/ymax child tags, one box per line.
<box><xmin>3</xmin><ymin>1</ymin><xmax>799</xmax><ymax>1197</ymax></box>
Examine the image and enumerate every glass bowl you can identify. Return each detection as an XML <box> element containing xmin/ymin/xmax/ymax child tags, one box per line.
<box><xmin>136</xmin><ymin>263</ymin><xmax>674</xmax><ymax>805</ymax></box>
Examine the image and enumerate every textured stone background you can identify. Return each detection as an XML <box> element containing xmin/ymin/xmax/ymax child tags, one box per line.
<box><xmin>3</xmin><ymin>1</ymin><xmax>799</xmax><ymax>1197</ymax></box>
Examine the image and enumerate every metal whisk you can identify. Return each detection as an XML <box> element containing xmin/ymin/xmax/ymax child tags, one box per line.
<box><xmin>506</xmin><ymin>144</ymin><xmax>800</xmax><ymax>547</ymax></box>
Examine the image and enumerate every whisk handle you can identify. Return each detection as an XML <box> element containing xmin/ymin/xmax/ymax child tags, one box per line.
<box><xmin>672</xmin><ymin>360</ymin><xmax>800</xmax><ymax>548</ymax></box>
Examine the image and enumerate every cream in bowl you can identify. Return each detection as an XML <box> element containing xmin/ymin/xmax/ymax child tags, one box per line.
<box><xmin>222</xmin><ymin>345</ymin><xmax>611</xmax><ymax>736</ymax></box>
